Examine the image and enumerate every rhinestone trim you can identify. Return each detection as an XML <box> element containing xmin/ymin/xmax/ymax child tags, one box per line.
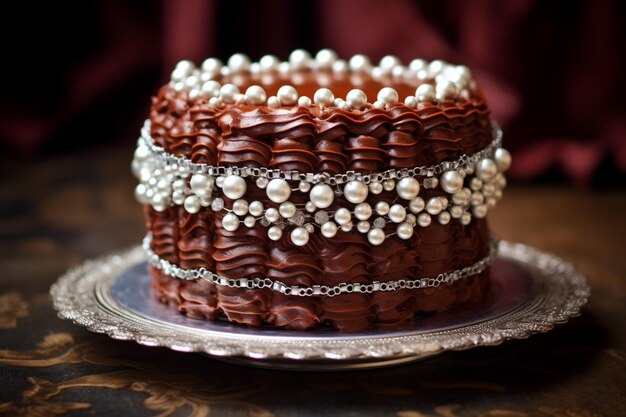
<box><xmin>136</xmin><ymin>120</ymin><xmax>503</xmax><ymax>184</ymax></box>
<box><xmin>143</xmin><ymin>234</ymin><xmax>498</xmax><ymax>297</ymax></box>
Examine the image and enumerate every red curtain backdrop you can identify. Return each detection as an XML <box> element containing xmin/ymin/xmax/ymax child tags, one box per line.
<box><xmin>2</xmin><ymin>0</ymin><xmax>624</xmax><ymax>185</ymax></box>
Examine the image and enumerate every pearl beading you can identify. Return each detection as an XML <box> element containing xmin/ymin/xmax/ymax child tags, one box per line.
<box><xmin>143</xmin><ymin>234</ymin><xmax>498</xmax><ymax>297</ymax></box>
<box><xmin>133</xmin><ymin>121</ymin><xmax>511</xmax><ymax>246</ymax></box>
<box><xmin>170</xmin><ymin>50</ymin><xmax>477</xmax><ymax>109</ymax></box>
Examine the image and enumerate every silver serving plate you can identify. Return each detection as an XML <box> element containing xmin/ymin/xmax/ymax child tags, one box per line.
<box><xmin>51</xmin><ymin>241</ymin><xmax>589</xmax><ymax>371</ymax></box>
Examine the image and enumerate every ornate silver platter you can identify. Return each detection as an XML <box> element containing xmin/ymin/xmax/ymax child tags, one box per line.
<box><xmin>51</xmin><ymin>241</ymin><xmax>589</xmax><ymax>370</ymax></box>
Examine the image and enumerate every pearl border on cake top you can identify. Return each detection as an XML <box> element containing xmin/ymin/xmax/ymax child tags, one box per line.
<box><xmin>169</xmin><ymin>49</ymin><xmax>477</xmax><ymax>110</ymax></box>
<box><xmin>133</xmin><ymin>122</ymin><xmax>511</xmax><ymax>247</ymax></box>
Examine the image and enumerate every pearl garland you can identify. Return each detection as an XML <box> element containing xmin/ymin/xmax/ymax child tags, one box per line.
<box><xmin>133</xmin><ymin>122</ymin><xmax>510</xmax><ymax>243</ymax></box>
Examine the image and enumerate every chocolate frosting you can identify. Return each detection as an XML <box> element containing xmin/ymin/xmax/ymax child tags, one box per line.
<box><xmin>145</xmin><ymin>77</ymin><xmax>494</xmax><ymax>331</ymax></box>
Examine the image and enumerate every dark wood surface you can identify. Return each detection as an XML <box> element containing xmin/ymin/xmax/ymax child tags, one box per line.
<box><xmin>1</xmin><ymin>143</ymin><xmax>625</xmax><ymax>417</ymax></box>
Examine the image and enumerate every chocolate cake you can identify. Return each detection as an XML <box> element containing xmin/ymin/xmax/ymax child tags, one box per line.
<box><xmin>132</xmin><ymin>50</ymin><xmax>511</xmax><ymax>331</ymax></box>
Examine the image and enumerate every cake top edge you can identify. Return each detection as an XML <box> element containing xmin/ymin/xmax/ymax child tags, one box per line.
<box><xmin>167</xmin><ymin>49</ymin><xmax>481</xmax><ymax>112</ymax></box>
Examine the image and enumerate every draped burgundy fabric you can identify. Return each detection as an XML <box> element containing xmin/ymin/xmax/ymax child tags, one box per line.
<box><xmin>2</xmin><ymin>0</ymin><xmax>624</xmax><ymax>184</ymax></box>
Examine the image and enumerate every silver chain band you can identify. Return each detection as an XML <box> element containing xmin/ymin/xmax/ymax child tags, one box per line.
<box><xmin>139</xmin><ymin>120</ymin><xmax>503</xmax><ymax>184</ymax></box>
<box><xmin>143</xmin><ymin>234</ymin><xmax>498</xmax><ymax>297</ymax></box>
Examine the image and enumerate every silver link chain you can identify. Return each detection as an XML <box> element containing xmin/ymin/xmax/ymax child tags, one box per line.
<box><xmin>139</xmin><ymin>120</ymin><xmax>503</xmax><ymax>185</ymax></box>
<box><xmin>143</xmin><ymin>234</ymin><xmax>498</xmax><ymax>297</ymax></box>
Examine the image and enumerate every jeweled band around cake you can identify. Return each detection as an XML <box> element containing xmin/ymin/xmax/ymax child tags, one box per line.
<box><xmin>132</xmin><ymin>49</ymin><xmax>512</xmax><ymax>330</ymax></box>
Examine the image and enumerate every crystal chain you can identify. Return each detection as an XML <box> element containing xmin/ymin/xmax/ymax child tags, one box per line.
<box><xmin>139</xmin><ymin>120</ymin><xmax>503</xmax><ymax>184</ymax></box>
<box><xmin>143</xmin><ymin>234</ymin><xmax>498</xmax><ymax>297</ymax></box>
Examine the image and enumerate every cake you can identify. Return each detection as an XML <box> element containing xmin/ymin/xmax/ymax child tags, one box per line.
<box><xmin>131</xmin><ymin>49</ymin><xmax>511</xmax><ymax>331</ymax></box>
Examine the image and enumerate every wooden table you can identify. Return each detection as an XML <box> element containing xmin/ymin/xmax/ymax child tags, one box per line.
<box><xmin>1</xmin><ymin>143</ymin><xmax>625</xmax><ymax>417</ymax></box>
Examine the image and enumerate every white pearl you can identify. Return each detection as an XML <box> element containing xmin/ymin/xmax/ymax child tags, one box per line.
<box><xmin>234</xmin><ymin>93</ymin><xmax>246</xmax><ymax>104</ymax></box>
<box><xmin>396</xmin><ymin>177</ymin><xmax>420</xmax><ymax>200</ymax></box>
<box><xmin>452</xmin><ymin>190</ymin><xmax>468</xmax><ymax>205</ymax></box>
<box><xmin>435</xmin><ymin>79</ymin><xmax>457</xmax><ymax>101</ymax></box>
<box><xmin>298</xmin><ymin>96</ymin><xmax>312</xmax><ymax>107</ymax></box>
<box><xmin>289</xmin><ymin>49</ymin><xmax>311</xmax><ymax>70</ymax></box>
<box><xmin>369</xmin><ymin>182</ymin><xmax>383</xmax><ymax>194</ymax></box>
<box><xmin>379</xmin><ymin>55</ymin><xmax>401</xmax><ymax>73</ymax></box>
<box><xmin>219</xmin><ymin>84</ymin><xmax>240</xmax><ymax>103</ymax></box>
<box><xmin>349</xmin><ymin>54</ymin><xmax>371</xmax><ymax>72</ymax></box>
<box><xmin>341</xmin><ymin>222</ymin><xmax>353</xmax><ymax>232</ymax></box>
<box><xmin>268</xmin><ymin>226</ymin><xmax>283</xmax><ymax>241</ymax></box>
<box><xmin>476</xmin><ymin>158</ymin><xmax>498</xmax><ymax>181</ymax></box>
<box><xmin>346</xmin><ymin>89</ymin><xmax>367</xmax><ymax>110</ymax></box>
<box><xmin>309</xmin><ymin>184</ymin><xmax>334</xmax><ymax>208</ymax></box>
<box><xmin>367</xmin><ymin>228</ymin><xmax>385</xmax><ymax>245</ymax></box>
<box><xmin>201</xmin><ymin>80</ymin><xmax>221</xmax><ymax>97</ymax></box>
<box><xmin>473</xmin><ymin>204</ymin><xmax>488</xmax><ymax>218</ymax></box>
<box><xmin>305</xmin><ymin>201</ymin><xmax>316</xmax><ymax>212</ymax></box>
<box><xmin>440</xmin><ymin>171</ymin><xmax>464</xmax><ymax>194</ymax></box>
<box><xmin>487</xmin><ymin>197</ymin><xmax>497</xmax><ymax>209</ymax></box>
<box><xmin>354</xmin><ymin>203</ymin><xmax>373</xmax><ymax>220</ymax></box>
<box><xmin>315</xmin><ymin>49</ymin><xmax>337</xmax><ymax>69</ymax></box>
<box><xmin>357</xmin><ymin>221</ymin><xmax>370</xmax><ymax>233</ymax></box>
<box><xmin>409</xmin><ymin>59</ymin><xmax>427</xmax><ymax>72</ymax></box>
<box><xmin>277</xmin><ymin>85</ymin><xmax>298</xmax><ymax>106</ymax></box>
<box><xmin>134</xmin><ymin>184</ymin><xmax>149</xmax><ymax>204</ymax></box>
<box><xmin>470</xmin><ymin>191</ymin><xmax>483</xmax><ymax>206</ymax></box>
<box><xmin>222</xmin><ymin>212</ymin><xmax>240</xmax><ymax>231</ymax></box>
<box><xmin>343</xmin><ymin>181</ymin><xmax>368</xmax><ymax>204</ymax></box>
<box><xmin>383</xmin><ymin>179</ymin><xmax>396</xmax><ymax>191</ymax></box>
<box><xmin>227</xmin><ymin>53</ymin><xmax>250</xmax><ymax>73</ymax></box>
<box><xmin>426</xmin><ymin>197</ymin><xmax>444</xmax><ymax>215</ymax></box>
<box><xmin>256</xmin><ymin>177</ymin><xmax>269</xmax><ymax>189</ymax></box>
<box><xmin>334</xmin><ymin>207</ymin><xmax>352</xmax><ymax>225</ymax></box>
<box><xmin>188</xmin><ymin>89</ymin><xmax>202</xmax><ymax>100</ymax></box>
<box><xmin>201</xmin><ymin>58</ymin><xmax>222</xmax><ymax>77</ymax></box>
<box><xmin>438</xmin><ymin>211</ymin><xmax>451</xmax><ymax>225</ymax></box>
<box><xmin>267</xmin><ymin>96</ymin><xmax>281</xmax><ymax>108</ymax></box>
<box><xmin>208</xmin><ymin>97</ymin><xmax>223</xmax><ymax>108</ymax></box>
<box><xmin>244</xmin><ymin>216</ymin><xmax>256</xmax><ymax>228</ymax></box>
<box><xmin>404</xmin><ymin>96</ymin><xmax>418</xmax><ymax>108</ymax></box>
<box><xmin>232</xmin><ymin>199</ymin><xmax>249</xmax><ymax>216</ymax></box>
<box><xmin>248</xmin><ymin>201</ymin><xmax>264</xmax><ymax>216</ymax></box>
<box><xmin>184</xmin><ymin>195</ymin><xmax>201</xmax><ymax>213</ymax></box>
<box><xmin>265</xmin><ymin>207</ymin><xmax>279</xmax><ymax>222</ymax></box>
<box><xmin>494</xmin><ymin>148</ymin><xmax>512</xmax><ymax>171</ymax></box>
<box><xmin>415</xmin><ymin>84</ymin><xmax>435</xmax><ymax>102</ymax></box>
<box><xmin>409</xmin><ymin>197</ymin><xmax>425</xmax><ymax>213</ymax></box>
<box><xmin>417</xmin><ymin>213</ymin><xmax>431</xmax><ymax>227</ymax></box>
<box><xmin>321</xmin><ymin>221</ymin><xmax>338</xmax><ymax>238</ymax></box>
<box><xmin>375</xmin><ymin>201</ymin><xmax>390</xmax><ymax>216</ymax></box>
<box><xmin>266</xmin><ymin>179</ymin><xmax>291</xmax><ymax>203</ymax></box>
<box><xmin>377</xmin><ymin>87</ymin><xmax>399</xmax><ymax>105</ymax></box>
<box><xmin>200</xmin><ymin>195</ymin><xmax>212</xmax><ymax>207</ymax></box>
<box><xmin>259</xmin><ymin>55</ymin><xmax>280</xmax><ymax>71</ymax></box>
<box><xmin>184</xmin><ymin>75</ymin><xmax>201</xmax><ymax>89</ymax></box>
<box><xmin>222</xmin><ymin>175</ymin><xmax>247</xmax><ymax>199</ymax></box>
<box><xmin>396</xmin><ymin>222</ymin><xmax>414</xmax><ymax>240</ymax></box>
<box><xmin>470</xmin><ymin>177</ymin><xmax>483</xmax><ymax>191</ymax></box>
<box><xmin>190</xmin><ymin>174</ymin><xmax>210</xmax><ymax>196</ymax></box>
<box><xmin>172</xmin><ymin>60</ymin><xmax>194</xmax><ymax>80</ymax></box>
<box><xmin>332</xmin><ymin>60</ymin><xmax>349</xmax><ymax>74</ymax></box>
<box><xmin>291</xmin><ymin>227</ymin><xmax>310</xmax><ymax>246</ymax></box>
<box><xmin>450</xmin><ymin>205</ymin><xmax>464</xmax><ymax>218</ymax></box>
<box><xmin>461</xmin><ymin>212</ymin><xmax>472</xmax><ymax>225</ymax></box>
<box><xmin>388</xmin><ymin>204</ymin><xmax>407</xmax><ymax>223</ymax></box>
<box><xmin>298</xmin><ymin>181</ymin><xmax>311</xmax><ymax>192</ymax></box>
<box><xmin>372</xmin><ymin>100</ymin><xmax>385</xmax><ymax>109</ymax></box>
<box><xmin>244</xmin><ymin>85</ymin><xmax>267</xmax><ymax>105</ymax></box>
<box><xmin>314</xmin><ymin>88</ymin><xmax>334</xmax><ymax>107</ymax></box>
<box><xmin>279</xmin><ymin>202</ymin><xmax>296</xmax><ymax>218</ymax></box>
